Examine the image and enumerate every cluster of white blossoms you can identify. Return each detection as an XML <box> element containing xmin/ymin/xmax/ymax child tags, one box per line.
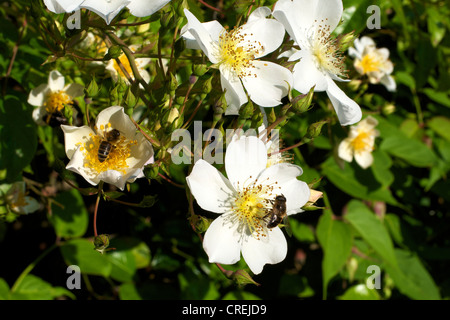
<box><xmin>43</xmin><ymin>0</ymin><xmax>171</xmax><ymax>25</ymax></box>
<box><xmin>31</xmin><ymin>0</ymin><xmax>394</xmax><ymax>275</ymax></box>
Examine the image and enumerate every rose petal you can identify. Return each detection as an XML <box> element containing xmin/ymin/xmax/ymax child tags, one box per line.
<box><xmin>225</xmin><ymin>136</ymin><xmax>267</xmax><ymax>189</ymax></box>
<box><xmin>202</xmin><ymin>215</ymin><xmax>242</xmax><ymax>265</ymax></box>
<box><xmin>28</xmin><ymin>84</ymin><xmax>49</xmax><ymax>107</ymax></box>
<box><xmin>126</xmin><ymin>0</ymin><xmax>170</xmax><ymax>17</ymax></box>
<box><xmin>220</xmin><ymin>67</ymin><xmax>248</xmax><ymax>116</ymax></box>
<box><xmin>326</xmin><ymin>77</ymin><xmax>362</xmax><ymax>126</ymax></box>
<box><xmin>241</xmin><ymin>227</ymin><xmax>287</xmax><ymax>274</ymax></box>
<box><xmin>48</xmin><ymin>70</ymin><xmax>65</xmax><ymax>92</ymax></box>
<box><xmin>186</xmin><ymin>159</ymin><xmax>235</xmax><ymax>214</ymax></box>
<box><xmin>241</xmin><ymin>60</ymin><xmax>293</xmax><ymax>107</ymax></box>
<box><xmin>61</xmin><ymin>125</ymin><xmax>95</xmax><ymax>159</ymax></box>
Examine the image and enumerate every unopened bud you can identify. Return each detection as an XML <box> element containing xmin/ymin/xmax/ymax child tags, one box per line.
<box><xmin>291</xmin><ymin>86</ymin><xmax>314</xmax><ymax>113</ymax></box>
<box><xmin>106</xmin><ymin>45</ymin><xmax>122</xmax><ymax>59</ymax></box>
<box><xmin>86</xmin><ymin>78</ymin><xmax>100</xmax><ymax>97</ymax></box>
<box><xmin>192</xmin><ymin>64</ymin><xmax>209</xmax><ymax>77</ymax></box>
<box><xmin>239</xmin><ymin>100</ymin><xmax>254</xmax><ymax>120</ymax></box>
<box><xmin>306</xmin><ymin>121</ymin><xmax>327</xmax><ymax>139</ymax></box>
<box><xmin>93</xmin><ymin>234</ymin><xmax>110</xmax><ymax>254</ymax></box>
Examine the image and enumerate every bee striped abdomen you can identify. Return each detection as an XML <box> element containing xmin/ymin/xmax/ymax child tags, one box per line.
<box><xmin>98</xmin><ymin>141</ymin><xmax>113</xmax><ymax>163</ymax></box>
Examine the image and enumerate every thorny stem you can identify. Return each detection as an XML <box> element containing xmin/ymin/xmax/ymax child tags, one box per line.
<box><xmin>157</xmin><ymin>173</ymin><xmax>184</xmax><ymax>188</ymax></box>
<box><xmin>198</xmin><ymin>0</ymin><xmax>223</xmax><ymax>13</ymax></box>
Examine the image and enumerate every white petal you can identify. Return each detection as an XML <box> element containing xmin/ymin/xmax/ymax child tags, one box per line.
<box><xmin>241</xmin><ymin>227</ymin><xmax>287</xmax><ymax>274</ymax></box>
<box><xmin>273</xmin><ymin>0</ymin><xmax>342</xmax><ymax>44</ymax></box>
<box><xmin>337</xmin><ymin>139</ymin><xmax>354</xmax><ymax>162</ymax></box>
<box><xmin>22</xmin><ymin>197</ymin><xmax>40</xmax><ymax>214</ymax></box>
<box><xmin>66</xmin><ymin>147</ymin><xmax>100</xmax><ymax>186</ymax></box>
<box><xmin>127</xmin><ymin>0</ymin><xmax>170</xmax><ymax>17</ymax></box>
<box><xmin>81</xmin><ymin>0</ymin><xmax>130</xmax><ymax>25</ymax></box>
<box><xmin>97</xmin><ymin>169</ymin><xmax>130</xmax><ymax>190</ymax></box>
<box><xmin>44</xmin><ymin>0</ymin><xmax>83</xmax><ymax>13</ymax></box>
<box><xmin>325</xmin><ymin>77</ymin><xmax>362</xmax><ymax>126</ymax></box>
<box><xmin>181</xmin><ymin>20</ymin><xmax>224</xmax><ymax>51</ymax></box>
<box><xmin>64</xmin><ymin>83</ymin><xmax>84</xmax><ymax>98</ymax></box>
<box><xmin>28</xmin><ymin>84</ymin><xmax>49</xmax><ymax>107</ymax></box>
<box><xmin>202</xmin><ymin>215</ymin><xmax>242</xmax><ymax>265</ymax></box>
<box><xmin>380</xmin><ymin>74</ymin><xmax>396</xmax><ymax>92</ymax></box>
<box><xmin>241</xmin><ymin>60</ymin><xmax>292</xmax><ymax>107</ymax></box>
<box><xmin>292</xmin><ymin>50</ymin><xmax>328</xmax><ymax>92</ymax></box>
<box><xmin>247</xmin><ymin>6</ymin><xmax>272</xmax><ymax>22</ymax></box>
<box><xmin>240</xmin><ymin>14</ymin><xmax>286</xmax><ymax>58</ymax></box>
<box><xmin>225</xmin><ymin>136</ymin><xmax>267</xmax><ymax>189</ymax></box>
<box><xmin>348</xmin><ymin>47</ymin><xmax>361</xmax><ymax>60</ymax></box>
<box><xmin>61</xmin><ymin>125</ymin><xmax>94</xmax><ymax>159</ymax></box>
<box><xmin>186</xmin><ymin>159</ymin><xmax>234</xmax><ymax>214</ymax></box>
<box><xmin>95</xmin><ymin>106</ymin><xmax>135</xmax><ymax>138</ymax></box>
<box><xmin>355</xmin><ymin>151</ymin><xmax>373</xmax><ymax>169</ymax></box>
<box><xmin>32</xmin><ymin>107</ymin><xmax>48</xmax><ymax>126</ymax></box>
<box><xmin>257</xmin><ymin>163</ymin><xmax>310</xmax><ymax>214</ymax></box>
<box><xmin>48</xmin><ymin>70</ymin><xmax>65</xmax><ymax>91</ymax></box>
<box><xmin>220</xmin><ymin>67</ymin><xmax>248</xmax><ymax>116</ymax></box>
<box><xmin>183</xmin><ymin>9</ymin><xmax>220</xmax><ymax>64</ymax></box>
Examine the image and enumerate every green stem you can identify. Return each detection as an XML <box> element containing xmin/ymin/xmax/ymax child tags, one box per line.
<box><xmin>11</xmin><ymin>243</ymin><xmax>58</xmax><ymax>292</ymax></box>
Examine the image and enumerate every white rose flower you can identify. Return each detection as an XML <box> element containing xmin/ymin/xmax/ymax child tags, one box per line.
<box><xmin>61</xmin><ymin>106</ymin><xmax>154</xmax><ymax>190</ymax></box>
<box><xmin>338</xmin><ymin>116</ymin><xmax>379</xmax><ymax>169</ymax></box>
<box><xmin>349</xmin><ymin>36</ymin><xmax>396</xmax><ymax>92</ymax></box>
<box><xmin>181</xmin><ymin>7</ymin><xmax>293</xmax><ymax>115</ymax></box>
<box><xmin>4</xmin><ymin>182</ymin><xmax>40</xmax><ymax>215</ymax></box>
<box><xmin>186</xmin><ymin>136</ymin><xmax>310</xmax><ymax>274</ymax></box>
<box><xmin>27</xmin><ymin>70</ymin><xmax>84</xmax><ymax>126</ymax></box>
<box><xmin>273</xmin><ymin>0</ymin><xmax>362</xmax><ymax>126</ymax></box>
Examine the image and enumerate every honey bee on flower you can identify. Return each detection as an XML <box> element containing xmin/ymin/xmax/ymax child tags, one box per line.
<box><xmin>61</xmin><ymin>106</ymin><xmax>154</xmax><ymax>190</ymax></box>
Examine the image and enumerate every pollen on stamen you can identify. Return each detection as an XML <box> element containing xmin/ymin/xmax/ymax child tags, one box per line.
<box><xmin>215</xmin><ymin>26</ymin><xmax>264</xmax><ymax>79</ymax></box>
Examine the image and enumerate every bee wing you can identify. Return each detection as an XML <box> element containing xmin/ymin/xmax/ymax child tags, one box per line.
<box><xmin>281</xmin><ymin>215</ymin><xmax>292</xmax><ymax>237</ymax></box>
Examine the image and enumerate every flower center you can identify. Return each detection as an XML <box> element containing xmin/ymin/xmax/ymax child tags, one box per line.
<box><xmin>44</xmin><ymin>91</ymin><xmax>72</xmax><ymax>113</ymax></box>
<box><xmin>350</xmin><ymin>130</ymin><xmax>372</xmax><ymax>153</ymax></box>
<box><xmin>310</xmin><ymin>20</ymin><xmax>346</xmax><ymax>77</ymax></box>
<box><xmin>357</xmin><ymin>52</ymin><xmax>383</xmax><ymax>74</ymax></box>
<box><xmin>227</xmin><ymin>177</ymin><xmax>279</xmax><ymax>240</ymax></box>
<box><xmin>216</xmin><ymin>27</ymin><xmax>264</xmax><ymax>78</ymax></box>
<box><xmin>113</xmin><ymin>54</ymin><xmax>136</xmax><ymax>79</ymax></box>
<box><xmin>77</xmin><ymin>123</ymin><xmax>137</xmax><ymax>175</ymax></box>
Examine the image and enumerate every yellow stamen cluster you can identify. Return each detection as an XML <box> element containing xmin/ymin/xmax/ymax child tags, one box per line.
<box><xmin>217</xmin><ymin>27</ymin><xmax>264</xmax><ymax>78</ymax></box>
<box><xmin>228</xmin><ymin>177</ymin><xmax>279</xmax><ymax>240</ymax></box>
<box><xmin>77</xmin><ymin>123</ymin><xmax>137</xmax><ymax>175</ymax></box>
<box><xmin>356</xmin><ymin>52</ymin><xmax>383</xmax><ymax>74</ymax></box>
<box><xmin>44</xmin><ymin>90</ymin><xmax>72</xmax><ymax>113</ymax></box>
<box><xmin>311</xmin><ymin>19</ymin><xmax>346</xmax><ymax>77</ymax></box>
<box><xmin>350</xmin><ymin>130</ymin><xmax>372</xmax><ymax>153</ymax></box>
<box><xmin>113</xmin><ymin>54</ymin><xmax>136</xmax><ymax>79</ymax></box>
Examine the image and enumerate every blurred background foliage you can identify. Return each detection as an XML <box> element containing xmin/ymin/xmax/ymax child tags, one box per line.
<box><xmin>0</xmin><ymin>0</ymin><xmax>449</xmax><ymax>300</ymax></box>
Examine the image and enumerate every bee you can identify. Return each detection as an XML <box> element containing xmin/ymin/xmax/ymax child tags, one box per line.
<box><xmin>97</xmin><ymin>128</ymin><xmax>121</xmax><ymax>163</ymax></box>
<box><xmin>264</xmin><ymin>194</ymin><xmax>292</xmax><ymax>236</ymax></box>
<box><xmin>44</xmin><ymin>110</ymin><xmax>67</xmax><ymax>127</ymax></box>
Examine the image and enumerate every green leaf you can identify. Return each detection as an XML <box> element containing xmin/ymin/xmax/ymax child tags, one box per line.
<box><xmin>60</xmin><ymin>238</ymin><xmax>112</xmax><ymax>277</ymax></box>
<box><xmin>384</xmin><ymin>249</ymin><xmax>441</xmax><ymax>300</ymax></box>
<box><xmin>427</xmin><ymin>116</ymin><xmax>450</xmax><ymax>141</ymax></box>
<box><xmin>316</xmin><ymin>210</ymin><xmax>353</xmax><ymax>298</ymax></box>
<box><xmin>423</xmin><ymin>88</ymin><xmax>450</xmax><ymax>108</ymax></box>
<box><xmin>106</xmin><ymin>249</ymin><xmax>137</xmax><ymax>283</ymax></box>
<box><xmin>48</xmin><ymin>189</ymin><xmax>89</xmax><ymax>239</ymax></box>
<box><xmin>0</xmin><ymin>278</ymin><xmax>10</xmax><ymax>300</ymax></box>
<box><xmin>0</xmin><ymin>95</ymin><xmax>37</xmax><ymax>182</ymax></box>
<box><xmin>345</xmin><ymin>200</ymin><xmax>398</xmax><ymax>269</ymax></box>
<box><xmin>322</xmin><ymin>157</ymin><xmax>399</xmax><ymax>205</ymax></box>
<box><xmin>9</xmin><ymin>274</ymin><xmax>74</xmax><ymax>300</ymax></box>
<box><xmin>371</xmin><ymin>150</ymin><xmax>394</xmax><ymax>187</ymax></box>
<box><xmin>337</xmin><ymin>284</ymin><xmax>381</xmax><ymax>300</ymax></box>
<box><xmin>290</xmin><ymin>219</ymin><xmax>316</xmax><ymax>243</ymax></box>
<box><xmin>380</xmin><ymin>135</ymin><xmax>438</xmax><ymax>167</ymax></box>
